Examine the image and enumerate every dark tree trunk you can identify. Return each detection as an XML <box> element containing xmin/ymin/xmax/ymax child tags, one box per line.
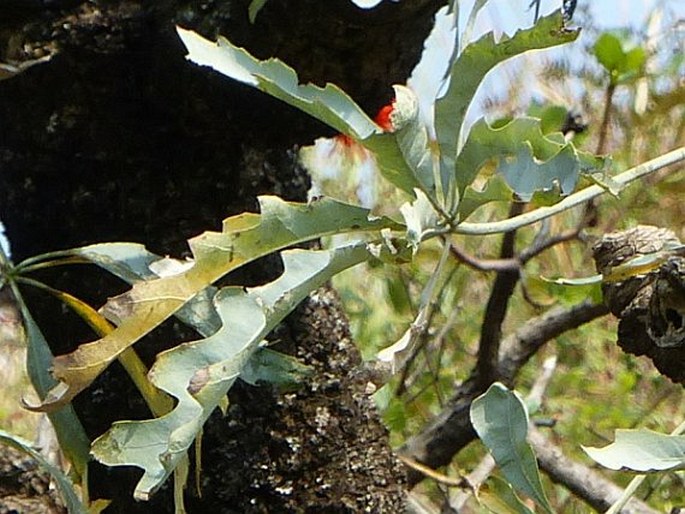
<box><xmin>0</xmin><ymin>0</ymin><xmax>441</xmax><ymax>511</ymax></box>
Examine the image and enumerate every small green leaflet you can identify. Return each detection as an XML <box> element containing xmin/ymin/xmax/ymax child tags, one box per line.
<box><xmin>593</xmin><ymin>33</ymin><xmax>647</xmax><ymax>85</ymax></box>
<box><xmin>583</xmin><ymin>429</ymin><xmax>685</xmax><ymax>472</ymax></box>
<box><xmin>470</xmin><ymin>383</ymin><xmax>554</xmax><ymax>514</ymax></box>
<box><xmin>91</xmin><ymin>244</ymin><xmax>373</xmax><ymax>499</ymax></box>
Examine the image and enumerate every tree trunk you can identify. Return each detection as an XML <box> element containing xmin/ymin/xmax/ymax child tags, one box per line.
<box><xmin>0</xmin><ymin>0</ymin><xmax>440</xmax><ymax>511</ymax></box>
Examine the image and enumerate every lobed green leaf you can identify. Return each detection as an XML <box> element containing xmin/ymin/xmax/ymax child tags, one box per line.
<box><xmin>35</xmin><ymin>197</ymin><xmax>399</xmax><ymax>411</ymax></box>
<box><xmin>91</xmin><ymin>244</ymin><xmax>373</xmax><ymax>499</ymax></box>
<box><xmin>435</xmin><ymin>10</ymin><xmax>579</xmax><ymax>187</ymax></box>
<box><xmin>455</xmin><ymin>117</ymin><xmax>609</xmax><ymax>211</ymax></box>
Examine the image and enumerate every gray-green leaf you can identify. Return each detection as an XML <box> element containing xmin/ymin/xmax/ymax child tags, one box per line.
<box><xmin>583</xmin><ymin>429</ymin><xmax>685</xmax><ymax>472</ymax></box>
<box><xmin>435</xmin><ymin>10</ymin><xmax>578</xmax><ymax>183</ymax></box>
<box><xmin>470</xmin><ymin>382</ymin><xmax>553</xmax><ymax>514</ymax></box>
<box><xmin>91</xmin><ymin>244</ymin><xmax>373</xmax><ymax>499</ymax></box>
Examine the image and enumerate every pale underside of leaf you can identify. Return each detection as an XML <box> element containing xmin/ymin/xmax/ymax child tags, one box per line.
<box><xmin>36</xmin><ymin>197</ymin><xmax>397</xmax><ymax>411</ymax></box>
<box><xmin>583</xmin><ymin>429</ymin><xmax>685</xmax><ymax>472</ymax></box>
<box><xmin>91</xmin><ymin>244</ymin><xmax>372</xmax><ymax>499</ymax></box>
<box><xmin>177</xmin><ymin>26</ymin><xmax>429</xmax><ymax>197</ymax></box>
<box><xmin>176</xmin><ymin>26</ymin><xmax>376</xmax><ymax>141</ymax></box>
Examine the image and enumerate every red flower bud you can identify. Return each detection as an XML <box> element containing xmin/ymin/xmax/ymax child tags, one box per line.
<box><xmin>374</xmin><ymin>101</ymin><xmax>395</xmax><ymax>132</ymax></box>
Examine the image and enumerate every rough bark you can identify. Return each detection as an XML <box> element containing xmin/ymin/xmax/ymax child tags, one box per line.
<box><xmin>0</xmin><ymin>445</ymin><xmax>65</xmax><ymax>514</ymax></box>
<box><xmin>0</xmin><ymin>0</ymin><xmax>442</xmax><ymax>511</ymax></box>
<box><xmin>592</xmin><ymin>225</ymin><xmax>685</xmax><ymax>384</ymax></box>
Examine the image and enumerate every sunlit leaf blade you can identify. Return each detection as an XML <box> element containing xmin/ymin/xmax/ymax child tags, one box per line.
<box><xmin>79</xmin><ymin>243</ymin><xmax>311</xmax><ymax>391</ymax></box>
<box><xmin>36</xmin><ymin>197</ymin><xmax>399</xmax><ymax>411</ymax></box>
<box><xmin>176</xmin><ymin>27</ymin><xmax>376</xmax><ymax>141</ymax></box>
<box><xmin>542</xmin><ymin>274</ymin><xmax>603</xmax><ymax>286</ymax></box>
<box><xmin>601</xmin><ymin>249</ymin><xmax>681</xmax><ymax>283</ymax></box>
<box><xmin>459</xmin><ymin>174</ymin><xmax>512</xmax><ymax>220</ymax></box>
<box><xmin>79</xmin><ymin>243</ymin><xmax>221</xmax><ymax>336</ymax></box>
<box><xmin>177</xmin><ymin>27</ymin><xmax>422</xmax><ymax>196</ymax></box>
<box><xmin>91</xmin><ymin>244</ymin><xmax>372</xmax><ymax>499</ymax></box>
<box><xmin>390</xmin><ymin>85</ymin><xmax>436</xmax><ymax>196</ymax></box>
<box><xmin>12</xmin><ymin>289</ymin><xmax>90</xmax><ymax>478</ymax></box>
<box><xmin>583</xmin><ymin>429</ymin><xmax>685</xmax><ymax>472</ymax></box>
<box><xmin>455</xmin><ymin>117</ymin><xmax>608</xmax><ymax>205</ymax></box>
<box><xmin>470</xmin><ymin>383</ymin><xmax>553</xmax><ymax>514</ymax></box>
<box><xmin>435</xmin><ymin>10</ymin><xmax>578</xmax><ymax>180</ymax></box>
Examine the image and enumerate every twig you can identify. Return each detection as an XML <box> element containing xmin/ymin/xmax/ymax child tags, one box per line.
<box><xmin>597</xmin><ymin>83</ymin><xmax>616</xmax><ymax>155</ymax></box>
<box><xmin>447</xmin><ymin>242</ymin><xmax>519</xmax><ymax>272</ymax></box>
<box><xmin>519</xmin><ymin>228</ymin><xmax>580</xmax><ymax>263</ymax></box>
<box><xmin>453</xmin><ymin>147</ymin><xmax>685</xmax><ymax>235</ymax></box>
<box><xmin>397</xmin><ymin>454</ymin><xmax>469</xmax><ymax>488</ymax></box>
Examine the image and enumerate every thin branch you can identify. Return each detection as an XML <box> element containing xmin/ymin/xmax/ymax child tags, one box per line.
<box><xmin>596</xmin><ymin>83</ymin><xmax>616</xmax><ymax>155</ymax></box>
<box><xmin>528</xmin><ymin>426</ymin><xmax>658</xmax><ymax>514</ymax></box>
<box><xmin>519</xmin><ymin>227</ymin><xmax>581</xmax><ymax>263</ymax></box>
<box><xmin>475</xmin><ymin>202</ymin><xmax>523</xmax><ymax>386</ymax></box>
<box><xmin>497</xmin><ymin>300</ymin><xmax>609</xmax><ymax>382</ymax></box>
<box><xmin>453</xmin><ymin>147</ymin><xmax>685</xmax><ymax>235</ymax></box>
<box><xmin>446</xmin><ymin>241</ymin><xmax>519</xmax><ymax>272</ymax></box>
<box><xmin>397</xmin><ymin>454</ymin><xmax>469</xmax><ymax>488</ymax></box>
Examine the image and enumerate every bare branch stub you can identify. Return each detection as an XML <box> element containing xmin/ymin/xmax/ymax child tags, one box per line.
<box><xmin>592</xmin><ymin>225</ymin><xmax>685</xmax><ymax>384</ymax></box>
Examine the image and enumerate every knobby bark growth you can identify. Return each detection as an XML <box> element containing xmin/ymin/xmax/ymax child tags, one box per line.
<box><xmin>0</xmin><ymin>0</ymin><xmax>442</xmax><ymax>511</ymax></box>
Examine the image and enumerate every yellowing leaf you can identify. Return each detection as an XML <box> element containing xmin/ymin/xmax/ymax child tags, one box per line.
<box><xmin>35</xmin><ymin>197</ymin><xmax>399</xmax><ymax>411</ymax></box>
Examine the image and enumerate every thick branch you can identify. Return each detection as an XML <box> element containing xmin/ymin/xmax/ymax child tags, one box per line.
<box><xmin>475</xmin><ymin>203</ymin><xmax>523</xmax><ymax>386</ymax></box>
<box><xmin>402</xmin><ymin>300</ymin><xmax>608</xmax><ymax>484</ymax></box>
<box><xmin>528</xmin><ymin>427</ymin><xmax>658</xmax><ymax>514</ymax></box>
